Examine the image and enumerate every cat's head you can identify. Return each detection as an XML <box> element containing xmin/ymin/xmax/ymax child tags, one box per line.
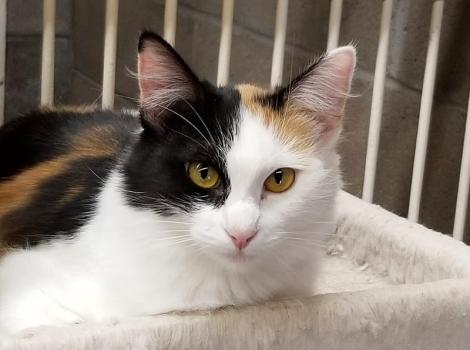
<box><xmin>124</xmin><ymin>31</ymin><xmax>355</xmax><ymax>266</ymax></box>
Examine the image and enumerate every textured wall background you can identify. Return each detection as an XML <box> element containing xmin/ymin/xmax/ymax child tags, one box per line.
<box><xmin>5</xmin><ymin>0</ymin><xmax>73</xmax><ymax>119</ymax></box>
<box><xmin>4</xmin><ymin>0</ymin><xmax>470</xmax><ymax>240</ymax></box>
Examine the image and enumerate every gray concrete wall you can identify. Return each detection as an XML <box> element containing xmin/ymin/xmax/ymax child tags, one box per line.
<box><xmin>5</xmin><ymin>0</ymin><xmax>73</xmax><ymax>120</ymax></box>
<box><xmin>5</xmin><ymin>0</ymin><xmax>470</xmax><ymax>240</ymax></box>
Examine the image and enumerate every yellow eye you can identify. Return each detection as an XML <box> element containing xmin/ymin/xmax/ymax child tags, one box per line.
<box><xmin>264</xmin><ymin>168</ymin><xmax>295</xmax><ymax>193</ymax></box>
<box><xmin>188</xmin><ymin>162</ymin><xmax>220</xmax><ymax>189</ymax></box>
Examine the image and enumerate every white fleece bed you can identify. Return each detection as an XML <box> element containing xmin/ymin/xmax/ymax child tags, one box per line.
<box><xmin>7</xmin><ymin>191</ymin><xmax>470</xmax><ymax>350</ymax></box>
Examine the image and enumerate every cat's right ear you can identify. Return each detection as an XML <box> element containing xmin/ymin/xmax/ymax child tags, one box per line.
<box><xmin>137</xmin><ymin>31</ymin><xmax>201</xmax><ymax>125</ymax></box>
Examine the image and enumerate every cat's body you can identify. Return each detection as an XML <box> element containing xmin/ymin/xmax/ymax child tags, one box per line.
<box><xmin>0</xmin><ymin>110</ymin><xmax>138</xmax><ymax>247</ymax></box>
<box><xmin>0</xmin><ymin>32</ymin><xmax>356</xmax><ymax>336</ymax></box>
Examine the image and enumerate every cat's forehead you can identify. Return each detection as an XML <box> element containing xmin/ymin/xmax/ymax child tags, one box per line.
<box><xmin>219</xmin><ymin>86</ymin><xmax>312</xmax><ymax>203</ymax></box>
<box><xmin>225</xmin><ymin>104</ymin><xmax>303</xmax><ymax>190</ymax></box>
<box><xmin>234</xmin><ymin>84</ymin><xmax>317</xmax><ymax>153</ymax></box>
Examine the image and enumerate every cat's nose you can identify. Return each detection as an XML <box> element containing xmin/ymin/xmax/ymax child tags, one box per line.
<box><xmin>227</xmin><ymin>230</ymin><xmax>257</xmax><ymax>250</ymax></box>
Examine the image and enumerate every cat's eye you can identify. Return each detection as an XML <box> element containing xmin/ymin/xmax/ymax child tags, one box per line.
<box><xmin>264</xmin><ymin>168</ymin><xmax>295</xmax><ymax>193</ymax></box>
<box><xmin>188</xmin><ymin>162</ymin><xmax>220</xmax><ymax>189</ymax></box>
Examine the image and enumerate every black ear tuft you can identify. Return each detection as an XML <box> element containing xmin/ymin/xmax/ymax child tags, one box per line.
<box><xmin>137</xmin><ymin>31</ymin><xmax>202</xmax><ymax>125</ymax></box>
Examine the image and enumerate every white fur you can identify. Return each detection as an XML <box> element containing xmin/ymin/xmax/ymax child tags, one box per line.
<box><xmin>6</xmin><ymin>191</ymin><xmax>470</xmax><ymax>350</ymax></box>
<box><xmin>0</xmin><ymin>105</ymin><xmax>340</xmax><ymax>337</ymax></box>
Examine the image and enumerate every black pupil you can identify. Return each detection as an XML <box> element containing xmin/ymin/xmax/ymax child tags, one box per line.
<box><xmin>199</xmin><ymin>165</ymin><xmax>209</xmax><ymax>180</ymax></box>
<box><xmin>274</xmin><ymin>169</ymin><xmax>283</xmax><ymax>184</ymax></box>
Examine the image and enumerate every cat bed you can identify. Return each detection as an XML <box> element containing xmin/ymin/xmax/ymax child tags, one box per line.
<box><xmin>7</xmin><ymin>191</ymin><xmax>470</xmax><ymax>350</ymax></box>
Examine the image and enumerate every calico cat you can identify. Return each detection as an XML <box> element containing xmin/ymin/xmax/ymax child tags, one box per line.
<box><xmin>0</xmin><ymin>31</ymin><xmax>356</xmax><ymax>335</ymax></box>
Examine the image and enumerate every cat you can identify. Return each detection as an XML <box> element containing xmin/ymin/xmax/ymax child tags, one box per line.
<box><xmin>0</xmin><ymin>31</ymin><xmax>356</xmax><ymax>336</ymax></box>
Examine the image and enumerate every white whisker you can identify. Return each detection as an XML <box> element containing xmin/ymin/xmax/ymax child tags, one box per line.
<box><xmin>275</xmin><ymin>233</ymin><xmax>336</xmax><ymax>237</ymax></box>
<box><xmin>182</xmin><ymin>98</ymin><xmax>216</xmax><ymax>144</ymax></box>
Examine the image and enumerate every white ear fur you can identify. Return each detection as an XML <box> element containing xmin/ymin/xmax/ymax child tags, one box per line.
<box><xmin>288</xmin><ymin>45</ymin><xmax>356</xmax><ymax>134</ymax></box>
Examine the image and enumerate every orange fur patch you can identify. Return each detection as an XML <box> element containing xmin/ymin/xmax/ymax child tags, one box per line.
<box><xmin>237</xmin><ymin>84</ymin><xmax>320</xmax><ymax>152</ymax></box>
<box><xmin>72</xmin><ymin>125</ymin><xmax>121</xmax><ymax>158</ymax></box>
<box><xmin>60</xmin><ymin>185</ymin><xmax>85</xmax><ymax>205</ymax></box>
<box><xmin>0</xmin><ymin>126</ymin><xmax>119</xmax><ymax>241</ymax></box>
<box><xmin>0</xmin><ymin>156</ymin><xmax>71</xmax><ymax>241</ymax></box>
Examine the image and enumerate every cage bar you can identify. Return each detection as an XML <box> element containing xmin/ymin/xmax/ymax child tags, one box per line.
<box><xmin>326</xmin><ymin>0</ymin><xmax>343</xmax><ymax>51</ymax></box>
<box><xmin>101</xmin><ymin>0</ymin><xmax>119</xmax><ymax>109</ymax></box>
<box><xmin>0</xmin><ymin>0</ymin><xmax>6</xmax><ymax>125</ymax></box>
<box><xmin>362</xmin><ymin>0</ymin><xmax>394</xmax><ymax>203</ymax></box>
<box><xmin>270</xmin><ymin>0</ymin><xmax>289</xmax><ymax>88</ymax></box>
<box><xmin>408</xmin><ymin>0</ymin><xmax>444</xmax><ymax>222</ymax></box>
<box><xmin>216</xmin><ymin>0</ymin><xmax>234</xmax><ymax>86</ymax></box>
<box><xmin>40</xmin><ymin>0</ymin><xmax>56</xmax><ymax>106</ymax></box>
<box><xmin>453</xmin><ymin>92</ymin><xmax>470</xmax><ymax>240</ymax></box>
<box><xmin>164</xmin><ymin>0</ymin><xmax>178</xmax><ymax>46</ymax></box>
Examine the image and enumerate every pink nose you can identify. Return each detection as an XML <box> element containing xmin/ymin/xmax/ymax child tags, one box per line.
<box><xmin>228</xmin><ymin>230</ymin><xmax>257</xmax><ymax>250</ymax></box>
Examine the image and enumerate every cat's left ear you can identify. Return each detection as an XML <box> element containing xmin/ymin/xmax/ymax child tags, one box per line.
<box><xmin>278</xmin><ymin>46</ymin><xmax>356</xmax><ymax>144</ymax></box>
<box><xmin>137</xmin><ymin>31</ymin><xmax>202</xmax><ymax>124</ymax></box>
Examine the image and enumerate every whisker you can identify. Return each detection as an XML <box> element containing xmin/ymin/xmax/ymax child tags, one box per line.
<box><xmin>151</xmin><ymin>220</ymin><xmax>192</xmax><ymax>225</ymax></box>
<box><xmin>269</xmin><ymin>237</ymin><xmax>329</xmax><ymax>247</ymax></box>
<box><xmin>153</xmin><ymin>234</ymin><xmax>192</xmax><ymax>240</ymax></box>
<box><xmin>155</xmin><ymin>229</ymin><xmax>192</xmax><ymax>233</ymax></box>
<box><xmin>155</xmin><ymin>220</ymin><xmax>192</xmax><ymax>225</ymax></box>
<box><xmin>87</xmin><ymin>167</ymin><xmax>106</xmax><ymax>184</ymax></box>
<box><xmin>275</xmin><ymin>231</ymin><xmax>336</xmax><ymax>236</ymax></box>
<box><xmin>172</xmin><ymin>128</ymin><xmax>208</xmax><ymax>149</ymax></box>
<box><xmin>181</xmin><ymin>98</ymin><xmax>216</xmax><ymax>144</ymax></box>
<box><xmin>281</xmin><ymin>240</ymin><xmax>328</xmax><ymax>248</ymax></box>
<box><xmin>154</xmin><ymin>238</ymin><xmax>195</xmax><ymax>246</ymax></box>
<box><xmin>283</xmin><ymin>236</ymin><xmax>328</xmax><ymax>242</ymax></box>
<box><xmin>147</xmin><ymin>101</ymin><xmax>211</xmax><ymax>145</ymax></box>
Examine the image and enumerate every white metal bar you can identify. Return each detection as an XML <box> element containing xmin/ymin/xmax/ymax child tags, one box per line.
<box><xmin>326</xmin><ymin>0</ymin><xmax>343</xmax><ymax>51</ymax></box>
<box><xmin>408</xmin><ymin>0</ymin><xmax>444</xmax><ymax>222</ymax></box>
<box><xmin>101</xmin><ymin>0</ymin><xmax>119</xmax><ymax>109</ymax></box>
<box><xmin>164</xmin><ymin>0</ymin><xmax>178</xmax><ymax>46</ymax></box>
<box><xmin>216</xmin><ymin>0</ymin><xmax>234</xmax><ymax>86</ymax></box>
<box><xmin>270</xmin><ymin>0</ymin><xmax>289</xmax><ymax>88</ymax></box>
<box><xmin>40</xmin><ymin>0</ymin><xmax>56</xmax><ymax>106</ymax></box>
<box><xmin>362</xmin><ymin>0</ymin><xmax>394</xmax><ymax>203</ymax></box>
<box><xmin>0</xmin><ymin>0</ymin><xmax>6</xmax><ymax>125</ymax></box>
<box><xmin>453</xmin><ymin>92</ymin><xmax>470</xmax><ymax>240</ymax></box>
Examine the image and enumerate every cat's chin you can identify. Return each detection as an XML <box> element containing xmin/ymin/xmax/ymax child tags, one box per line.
<box><xmin>205</xmin><ymin>247</ymin><xmax>262</xmax><ymax>268</ymax></box>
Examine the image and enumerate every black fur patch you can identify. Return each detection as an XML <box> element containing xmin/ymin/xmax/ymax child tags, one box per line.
<box><xmin>0</xmin><ymin>110</ymin><xmax>137</xmax><ymax>179</ymax></box>
<box><xmin>0</xmin><ymin>110</ymin><xmax>139</xmax><ymax>248</ymax></box>
<box><xmin>257</xmin><ymin>55</ymin><xmax>325</xmax><ymax>111</ymax></box>
<box><xmin>124</xmin><ymin>31</ymin><xmax>242</xmax><ymax>215</ymax></box>
<box><xmin>0</xmin><ymin>31</ymin><xmax>243</xmax><ymax>248</ymax></box>
<box><xmin>123</xmin><ymin>83</ymin><xmax>241</xmax><ymax>214</ymax></box>
<box><xmin>2</xmin><ymin>156</ymin><xmax>116</xmax><ymax>247</ymax></box>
